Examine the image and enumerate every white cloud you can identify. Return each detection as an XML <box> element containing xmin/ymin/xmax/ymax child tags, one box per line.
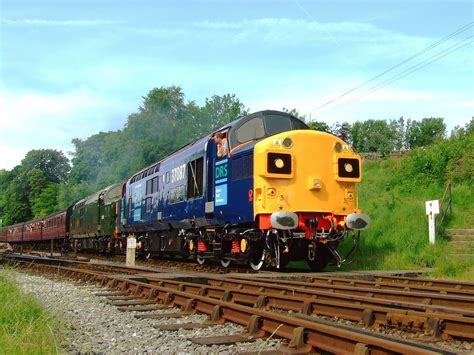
<box><xmin>192</xmin><ymin>18</ymin><xmax>427</xmax><ymax>48</ymax></box>
<box><xmin>1</xmin><ymin>18</ymin><xmax>120</xmax><ymax>26</ymax></box>
<box><xmin>0</xmin><ymin>90</ymin><xmax>126</xmax><ymax>170</ymax></box>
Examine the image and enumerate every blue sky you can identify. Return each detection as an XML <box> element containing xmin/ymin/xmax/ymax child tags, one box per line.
<box><xmin>1</xmin><ymin>0</ymin><xmax>473</xmax><ymax>170</ymax></box>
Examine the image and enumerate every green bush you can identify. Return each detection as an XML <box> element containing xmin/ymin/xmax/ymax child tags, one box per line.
<box><xmin>335</xmin><ymin>130</ymin><xmax>474</xmax><ymax>279</ymax></box>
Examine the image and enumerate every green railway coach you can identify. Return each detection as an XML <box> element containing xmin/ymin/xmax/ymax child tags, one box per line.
<box><xmin>70</xmin><ymin>183</ymin><xmax>123</xmax><ymax>250</ymax></box>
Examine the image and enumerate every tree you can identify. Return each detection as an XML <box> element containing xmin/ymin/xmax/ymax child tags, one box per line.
<box><xmin>2</xmin><ymin>174</ymin><xmax>32</xmax><ymax>225</ymax></box>
<box><xmin>66</xmin><ymin>86</ymin><xmax>248</xmax><ymax>196</ymax></box>
<box><xmin>21</xmin><ymin>149</ymin><xmax>70</xmax><ymax>183</ymax></box>
<box><xmin>282</xmin><ymin>108</ymin><xmax>307</xmax><ymax>121</ymax></box>
<box><xmin>30</xmin><ymin>184</ymin><xmax>59</xmax><ymax>218</ymax></box>
<box><xmin>307</xmin><ymin>121</ymin><xmax>331</xmax><ymax>133</ymax></box>
<box><xmin>69</xmin><ymin>133</ymin><xmax>109</xmax><ymax>184</ymax></box>
<box><xmin>27</xmin><ymin>168</ymin><xmax>59</xmax><ymax>217</ymax></box>
<box><xmin>200</xmin><ymin>94</ymin><xmax>248</xmax><ymax>133</ymax></box>
<box><xmin>351</xmin><ymin>120</ymin><xmax>394</xmax><ymax>154</ymax></box>
<box><xmin>406</xmin><ymin>117</ymin><xmax>446</xmax><ymax>149</ymax></box>
<box><xmin>450</xmin><ymin>117</ymin><xmax>474</xmax><ymax>138</ymax></box>
<box><xmin>332</xmin><ymin>122</ymin><xmax>352</xmax><ymax>144</ymax></box>
<box><xmin>389</xmin><ymin>117</ymin><xmax>407</xmax><ymax>151</ymax></box>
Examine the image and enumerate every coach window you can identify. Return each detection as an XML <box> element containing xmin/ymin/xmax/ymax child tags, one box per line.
<box><xmin>187</xmin><ymin>157</ymin><xmax>204</xmax><ymax>199</ymax></box>
<box><xmin>152</xmin><ymin>176</ymin><xmax>159</xmax><ymax>193</ymax></box>
<box><xmin>146</xmin><ymin>179</ymin><xmax>152</xmax><ymax>195</ymax></box>
<box><xmin>128</xmin><ymin>198</ymin><xmax>133</xmax><ymax>219</ymax></box>
<box><xmin>232</xmin><ymin>117</ymin><xmax>265</xmax><ymax>147</ymax></box>
<box><xmin>144</xmin><ymin>197</ymin><xmax>153</xmax><ymax>214</ymax></box>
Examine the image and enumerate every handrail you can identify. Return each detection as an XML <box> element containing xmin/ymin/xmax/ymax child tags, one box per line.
<box><xmin>436</xmin><ymin>183</ymin><xmax>452</xmax><ymax>236</ymax></box>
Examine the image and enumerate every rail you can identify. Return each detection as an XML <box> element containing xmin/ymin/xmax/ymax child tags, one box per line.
<box><xmin>14</xmin><ymin>261</ymin><xmax>453</xmax><ymax>353</ymax></box>
<box><xmin>436</xmin><ymin>183</ymin><xmax>452</xmax><ymax>237</ymax></box>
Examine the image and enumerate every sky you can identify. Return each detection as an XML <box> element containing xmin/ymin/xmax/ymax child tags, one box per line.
<box><xmin>0</xmin><ymin>0</ymin><xmax>473</xmax><ymax>170</ymax></box>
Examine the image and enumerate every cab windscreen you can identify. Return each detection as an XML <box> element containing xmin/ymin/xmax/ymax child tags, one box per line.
<box><xmin>267</xmin><ymin>153</ymin><xmax>292</xmax><ymax>174</ymax></box>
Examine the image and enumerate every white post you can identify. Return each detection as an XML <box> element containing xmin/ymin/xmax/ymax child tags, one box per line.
<box><xmin>425</xmin><ymin>200</ymin><xmax>440</xmax><ymax>245</ymax></box>
<box><xmin>126</xmin><ymin>236</ymin><xmax>137</xmax><ymax>267</ymax></box>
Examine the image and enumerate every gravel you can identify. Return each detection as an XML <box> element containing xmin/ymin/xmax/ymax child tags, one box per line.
<box><xmin>10</xmin><ymin>269</ymin><xmax>473</xmax><ymax>354</ymax></box>
<box><xmin>12</xmin><ymin>271</ymin><xmax>281</xmax><ymax>353</ymax></box>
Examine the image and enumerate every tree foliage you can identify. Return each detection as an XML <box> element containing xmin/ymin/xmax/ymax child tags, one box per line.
<box><xmin>0</xmin><ymin>151</ymin><xmax>69</xmax><ymax>224</ymax></box>
<box><xmin>406</xmin><ymin>117</ymin><xmax>446</xmax><ymax>149</ymax></box>
<box><xmin>68</xmin><ymin>86</ymin><xmax>248</xmax><ymax>194</ymax></box>
<box><xmin>351</xmin><ymin>120</ymin><xmax>394</xmax><ymax>155</ymax></box>
<box><xmin>306</xmin><ymin>121</ymin><xmax>331</xmax><ymax>133</ymax></box>
<box><xmin>21</xmin><ymin>149</ymin><xmax>70</xmax><ymax>183</ymax></box>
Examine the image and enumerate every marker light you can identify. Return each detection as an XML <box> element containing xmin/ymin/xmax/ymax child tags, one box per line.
<box><xmin>282</xmin><ymin>137</ymin><xmax>293</xmax><ymax>148</ymax></box>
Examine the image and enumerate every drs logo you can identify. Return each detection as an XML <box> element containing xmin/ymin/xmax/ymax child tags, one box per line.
<box><xmin>215</xmin><ymin>163</ymin><xmax>228</xmax><ymax>180</ymax></box>
<box><xmin>215</xmin><ymin>160</ymin><xmax>228</xmax><ymax>206</ymax></box>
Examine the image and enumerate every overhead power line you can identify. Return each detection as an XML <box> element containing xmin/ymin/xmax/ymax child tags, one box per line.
<box><xmin>307</xmin><ymin>21</ymin><xmax>474</xmax><ymax>117</ymax></box>
<box><xmin>313</xmin><ymin>35</ymin><xmax>473</xmax><ymax>118</ymax></box>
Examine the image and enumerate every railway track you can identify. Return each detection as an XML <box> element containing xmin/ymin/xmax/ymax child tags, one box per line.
<box><xmin>228</xmin><ymin>276</ymin><xmax>474</xmax><ymax>310</ymax></box>
<box><xmin>2</xmin><ymin>253</ymin><xmax>472</xmax><ymax>353</ymax></box>
<box><xmin>0</xmin><ymin>251</ymin><xmax>258</xmax><ymax>275</ymax></box>
<box><xmin>299</xmin><ymin>273</ymin><xmax>474</xmax><ymax>296</ymax></box>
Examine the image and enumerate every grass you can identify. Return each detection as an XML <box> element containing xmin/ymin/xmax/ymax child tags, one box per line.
<box><xmin>289</xmin><ymin>132</ymin><xmax>474</xmax><ymax>279</ymax></box>
<box><xmin>0</xmin><ymin>268</ymin><xmax>60</xmax><ymax>355</ymax></box>
<box><xmin>332</xmin><ymin>146</ymin><xmax>474</xmax><ymax>280</ymax></box>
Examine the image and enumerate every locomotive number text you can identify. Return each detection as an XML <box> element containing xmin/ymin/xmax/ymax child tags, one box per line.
<box><xmin>170</xmin><ymin>164</ymin><xmax>186</xmax><ymax>183</ymax></box>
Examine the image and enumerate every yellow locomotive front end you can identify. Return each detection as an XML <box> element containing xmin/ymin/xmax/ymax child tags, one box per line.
<box><xmin>253</xmin><ymin>129</ymin><xmax>370</xmax><ymax>270</ymax></box>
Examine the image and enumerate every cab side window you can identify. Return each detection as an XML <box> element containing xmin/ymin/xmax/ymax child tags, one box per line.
<box><xmin>187</xmin><ymin>157</ymin><xmax>204</xmax><ymax>199</ymax></box>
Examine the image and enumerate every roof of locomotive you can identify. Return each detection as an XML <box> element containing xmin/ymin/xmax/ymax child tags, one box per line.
<box><xmin>73</xmin><ymin>182</ymin><xmax>123</xmax><ymax>208</ymax></box>
<box><xmin>127</xmin><ymin>110</ymin><xmax>308</xmax><ymax>183</ymax></box>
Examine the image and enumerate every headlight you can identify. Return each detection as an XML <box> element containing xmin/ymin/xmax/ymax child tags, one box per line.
<box><xmin>338</xmin><ymin>158</ymin><xmax>360</xmax><ymax>178</ymax></box>
<box><xmin>274</xmin><ymin>158</ymin><xmax>285</xmax><ymax>168</ymax></box>
<box><xmin>267</xmin><ymin>153</ymin><xmax>292</xmax><ymax>174</ymax></box>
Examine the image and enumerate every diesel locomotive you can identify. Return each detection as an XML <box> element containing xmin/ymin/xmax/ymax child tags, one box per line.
<box><xmin>0</xmin><ymin>110</ymin><xmax>370</xmax><ymax>271</ymax></box>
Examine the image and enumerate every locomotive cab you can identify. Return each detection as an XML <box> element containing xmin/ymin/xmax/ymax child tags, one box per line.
<box><xmin>252</xmin><ymin>128</ymin><xmax>370</xmax><ymax>270</ymax></box>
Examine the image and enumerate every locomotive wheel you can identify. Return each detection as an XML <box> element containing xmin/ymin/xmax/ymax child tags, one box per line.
<box><xmin>196</xmin><ymin>256</ymin><xmax>206</xmax><ymax>265</ymax></box>
<box><xmin>142</xmin><ymin>237</ymin><xmax>152</xmax><ymax>259</ymax></box>
<box><xmin>250</xmin><ymin>257</ymin><xmax>264</xmax><ymax>271</ymax></box>
<box><xmin>249</xmin><ymin>249</ymin><xmax>266</xmax><ymax>271</ymax></box>
<box><xmin>220</xmin><ymin>258</ymin><xmax>231</xmax><ymax>268</ymax></box>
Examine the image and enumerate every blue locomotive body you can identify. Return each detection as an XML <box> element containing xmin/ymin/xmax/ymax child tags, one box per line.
<box><xmin>122</xmin><ymin>135</ymin><xmax>256</xmax><ymax>230</ymax></box>
<box><xmin>119</xmin><ymin>115</ymin><xmax>258</xmax><ymax>255</ymax></box>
